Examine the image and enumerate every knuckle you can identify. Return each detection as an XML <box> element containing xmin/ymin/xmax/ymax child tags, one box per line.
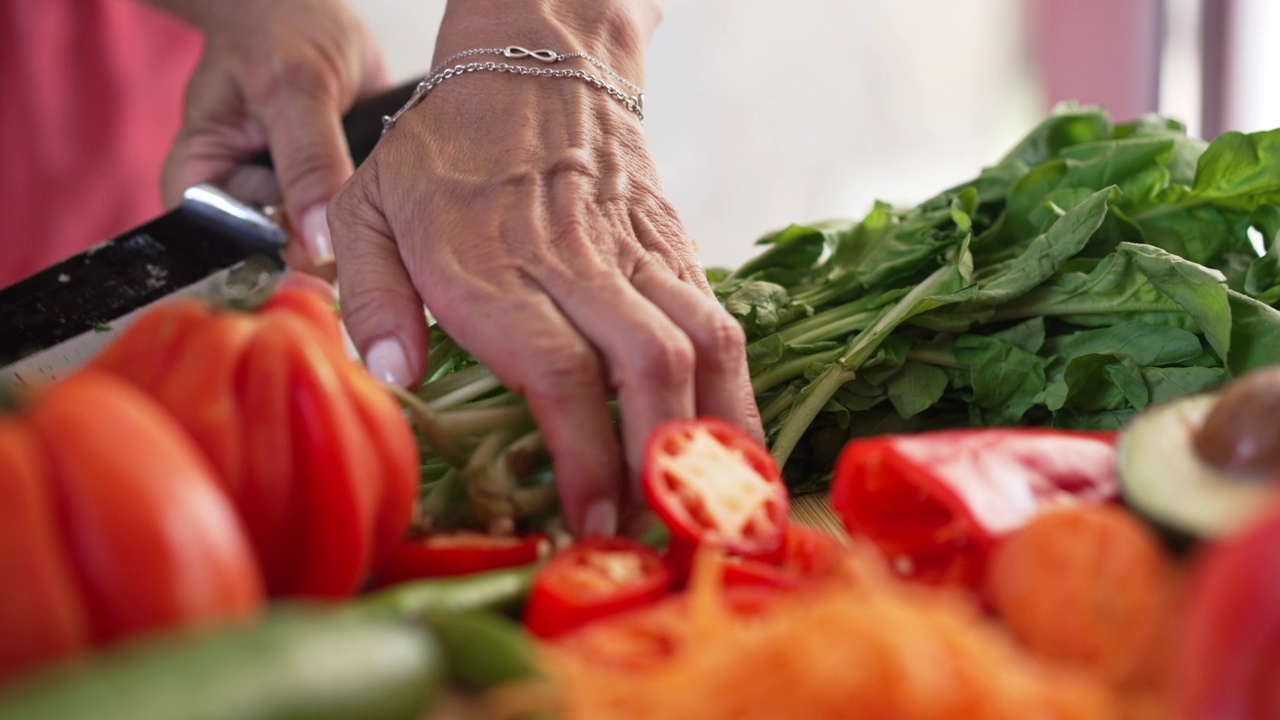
<box><xmin>699</xmin><ymin>312</ymin><xmax>748</xmax><ymax>368</ymax></box>
<box><xmin>250</xmin><ymin>53</ymin><xmax>337</xmax><ymax>104</ymax></box>
<box><xmin>534</xmin><ymin>343</ymin><xmax>603</xmax><ymax>390</ymax></box>
<box><xmin>632</xmin><ymin>335</ymin><xmax>695</xmax><ymax>387</ymax></box>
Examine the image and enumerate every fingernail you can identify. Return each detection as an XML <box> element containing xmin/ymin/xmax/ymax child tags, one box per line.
<box><xmin>365</xmin><ymin>338</ymin><xmax>413</xmax><ymax>387</ymax></box>
<box><xmin>582</xmin><ymin>499</ymin><xmax>618</xmax><ymax>537</ymax></box>
<box><xmin>300</xmin><ymin>204</ymin><xmax>335</xmax><ymax>266</ymax></box>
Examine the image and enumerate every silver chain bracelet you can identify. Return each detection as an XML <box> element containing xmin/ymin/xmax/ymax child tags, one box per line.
<box><xmin>381</xmin><ymin>45</ymin><xmax>645</xmax><ymax>134</ymax></box>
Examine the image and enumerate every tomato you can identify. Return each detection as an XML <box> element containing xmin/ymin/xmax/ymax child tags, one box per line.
<box><xmin>524</xmin><ymin>538</ymin><xmax>673</xmax><ymax>638</ymax></box>
<box><xmin>642</xmin><ymin>418</ymin><xmax>789</xmax><ymax>557</ymax></box>
<box><xmin>92</xmin><ymin>287</ymin><xmax>419</xmax><ymax>598</ymax></box>
<box><xmin>670</xmin><ymin>525</ymin><xmax>845</xmax><ymax>591</ymax></box>
<box><xmin>0</xmin><ymin>370</ymin><xmax>263</xmax><ymax>681</ymax></box>
<box><xmin>831</xmin><ymin>429</ymin><xmax>1117</xmax><ymax>589</ymax></box>
<box><xmin>375</xmin><ymin>532</ymin><xmax>549</xmax><ymax>585</ymax></box>
<box><xmin>1178</xmin><ymin>511</ymin><xmax>1280</xmax><ymax>720</ymax></box>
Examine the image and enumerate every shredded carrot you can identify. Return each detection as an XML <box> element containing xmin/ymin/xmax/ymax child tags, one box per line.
<box><xmin>541</xmin><ymin>545</ymin><xmax>1118</xmax><ymax>720</ymax></box>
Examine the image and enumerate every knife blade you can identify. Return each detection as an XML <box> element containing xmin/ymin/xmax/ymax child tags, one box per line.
<box><xmin>0</xmin><ymin>80</ymin><xmax>418</xmax><ymax>387</ymax></box>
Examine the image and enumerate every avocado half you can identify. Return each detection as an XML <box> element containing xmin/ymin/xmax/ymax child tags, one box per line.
<box><xmin>1116</xmin><ymin>393</ymin><xmax>1280</xmax><ymax>553</ymax></box>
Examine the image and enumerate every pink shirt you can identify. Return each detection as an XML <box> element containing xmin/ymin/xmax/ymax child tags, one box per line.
<box><xmin>0</xmin><ymin>0</ymin><xmax>202</xmax><ymax>288</ymax></box>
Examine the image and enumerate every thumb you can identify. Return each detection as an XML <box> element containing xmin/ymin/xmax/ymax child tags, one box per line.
<box><xmin>328</xmin><ymin>177</ymin><xmax>429</xmax><ymax>389</ymax></box>
<box><xmin>254</xmin><ymin>72</ymin><xmax>355</xmax><ymax>270</ymax></box>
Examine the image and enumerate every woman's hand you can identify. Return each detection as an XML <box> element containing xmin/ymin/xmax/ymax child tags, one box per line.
<box><xmin>329</xmin><ymin>0</ymin><xmax>763</xmax><ymax>536</ymax></box>
<box><xmin>152</xmin><ymin>0</ymin><xmax>388</xmax><ymax>275</ymax></box>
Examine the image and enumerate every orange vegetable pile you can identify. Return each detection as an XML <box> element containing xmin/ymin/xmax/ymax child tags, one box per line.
<box><xmin>542</xmin><ymin>547</ymin><xmax>1120</xmax><ymax>720</ymax></box>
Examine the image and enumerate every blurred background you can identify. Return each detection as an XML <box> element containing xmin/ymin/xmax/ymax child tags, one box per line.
<box><xmin>349</xmin><ymin>0</ymin><xmax>1280</xmax><ymax>269</ymax></box>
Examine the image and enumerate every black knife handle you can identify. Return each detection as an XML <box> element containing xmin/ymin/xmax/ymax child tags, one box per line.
<box><xmin>246</xmin><ymin>79</ymin><xmax>421</xmax><ymax>169</ymax></box>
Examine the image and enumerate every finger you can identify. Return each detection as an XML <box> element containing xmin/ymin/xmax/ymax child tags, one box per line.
<box><xmin>630</xmin><ymin>230</ymin><xmax>763</xmax><ymax>443</ymax></box>
<box><xmin>161</xmin><ymin>66</ymin><xmax>266</xmax><ymax>208</ymax></box>
<box><xmin>426</xmin><ymin>277</ymin><xmax>625</xmax><ymax>537</ymax></box>
<box><xmin>328</xmin><ymin>177</ymin><xmax>428</xmax><ymax>388</ymax></box>
<box><xmin>248</xmin><ymin>63</ymin><xmax>355</xmax><ymax>269</ymax></box>
<box><xmin>537</xmin><ymin>274</ymin><xmax>698</xmax><ymax>494</ymax></box>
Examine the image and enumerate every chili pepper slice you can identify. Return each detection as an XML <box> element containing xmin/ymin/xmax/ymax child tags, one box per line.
<box><xmin>374</xmin><ymin>532</ymin><xmax>549</xmax><ymax>585</ymax></box>
<box><xmin>831</xmin><ymin>428</ymin><xmax>1117</xmax><ymax>590</ymax></box>
<box><xmin>642</xmin><ymin>418</ymin><xmax>790</xmax><ymax>557</ymax></box>
<box><xmin>523</xmin><ymin>538</ymin><xmax>672</xmax><ymax>639</ymax></box>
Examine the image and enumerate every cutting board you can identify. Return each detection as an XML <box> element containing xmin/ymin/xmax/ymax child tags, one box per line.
<box><xmin>789</xmin><ymin>491</ymin><xmax>846</xmax><ymax>539</ymax></box>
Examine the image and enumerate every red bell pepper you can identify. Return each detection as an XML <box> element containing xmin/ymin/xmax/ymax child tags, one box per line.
<box><xmin>831</xmin><ymin>428</ymin><xmax>1117</xmax><ymax>589</ymax></box>
<box><xmin>374</xmin><ymin>531</ymin><xmax>549</xmax><ymax>585</ymax></box>
<box><xmin>642</xmin><ymin>418</ymin><xmax>790</xmax><ymax>557</ymax></box>
<box><xmin>524</xmin><ymin>538</ymin><xmax>672</xmax><ymax>638</ymax></box>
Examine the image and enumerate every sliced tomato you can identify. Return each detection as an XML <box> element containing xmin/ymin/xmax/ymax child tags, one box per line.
<box><xmin>524</xmin><ymin>538</ymin><xmax>673</xmax><ymax>638</ymax></box>
<box><xmin>374</xmin><ymin>531</ymin><xmax>549</xmax><ymax>584</ymax></box>
<box><xmin>642</xmin><ymin>418</ymin><xmax>789</xmax><ymax>557</ymax></box>
<box><xmin>1178</xmin><ymin>511</ymin><xmax>1280</xmax><ymax>720</ymax></box>
<box><xmin>831</xmin><ymin>429</ymin><xmax>1117</xmax><ymax>589</ymax></box>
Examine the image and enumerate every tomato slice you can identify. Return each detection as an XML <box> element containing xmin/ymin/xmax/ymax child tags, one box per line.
<box><xmin>642</xmin><ymin>418</ymin><xmax>789</xmax><ymax>557</ymax></box>
<box><xmin>524</xmin><ymin>538</ymin><xmax>673</xmax><ymax>638</ymax></box>
<box><xmin>374</xmin><ymin>532</ymin><xmax>549</xmax><ymax>585</ymax></box>
<box><xmin>831</xmin><ymin>429</ymin><xmax>1117</xmax><ymax>589</ymax></box>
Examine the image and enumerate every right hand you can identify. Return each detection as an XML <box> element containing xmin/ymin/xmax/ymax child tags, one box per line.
<box><xmin>159</xmin><ymin>0</ymin><xmax>389</xmax><ymax>277</ymax></box>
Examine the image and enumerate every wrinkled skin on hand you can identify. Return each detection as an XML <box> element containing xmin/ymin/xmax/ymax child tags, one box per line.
<box><xmin>157</xmin><ymin>0</ymin><xmax>388</xmax><ymax>276</ymax></box>
<box><xmin>329</xmin><ymin>24</ymin><xmax>762</xmax><ymax>535</ymax></box>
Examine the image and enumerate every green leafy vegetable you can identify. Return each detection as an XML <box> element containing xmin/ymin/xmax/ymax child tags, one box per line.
<box><xmin>397</xmin><ymin>106</ymin><xmax>1280</xmax><ymax>515</ymax></box>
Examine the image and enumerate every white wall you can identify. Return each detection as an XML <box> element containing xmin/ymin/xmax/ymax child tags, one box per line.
<box><xmin>346</xmin><ymin>1</ymin><xmax>1041</xmax><ymax>269</ymax></box>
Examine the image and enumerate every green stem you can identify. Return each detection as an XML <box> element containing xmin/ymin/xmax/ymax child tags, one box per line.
<box><xmin>751</xmin><ymin>348</ymin><xmax>842</xmax><ymax>395</ymax></box>
<box><xmin>778</xmin><ymin>306</ymin><xmax>879</xmax><ymax>345</ymax></box>
<box><xmin>769</xmin><ymin>264</ymin><xmax>957</xmax><ymax>468</ymax></box>
<box><xmin>758</xmin><ymin>386</ymin><xmax>797</xmax><ymax>425</ymax></box>
<box><xmin>427</xmin><ymin>373</ymin><xmax>504</xmax><ymax>411</ymax></box>
<box><xmin>425</xmin><ymin>335</ymin><xmax>461</xmax><ymax>379</ymax></box>
<box><xmin>1129</xmin><ymin>197</ymin><xmax>1206</xmax><ymax>223</ymax></box>
<box><xmin>388</xmin><ymin>384</ymin><xmax>468</xmax><ymax>466</ymax></box>
<box><xmin>418</xmin><ymin>364</ymin><xmax>495</xmax><ymax>403</ymax></box>
<box><xmin>436</xmin><ymin>406</ymin><xmax>533</xmax><ymax>437</ymax></box>
<box><xmin>768</xmin><ymin>365</ymin><xmax>856</xmax><ymax>466</ymax></box>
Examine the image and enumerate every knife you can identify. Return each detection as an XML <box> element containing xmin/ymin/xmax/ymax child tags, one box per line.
<box><xmin>0</xmin><ymin>80</ymin><xmax>418</xmax><ymax>387</ymax></box>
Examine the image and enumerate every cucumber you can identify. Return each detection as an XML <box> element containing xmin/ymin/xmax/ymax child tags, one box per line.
<box><xmin>354</xmin><ymin>564</ymin><xmax>537</xmax><ymax>621</ymax></box>
<box><xmin>0</xmin><ymin>610</ymin><xmax>441</xmax><ymax>720</ymax></box>
<box><xmin>426</xmin><ymin>611</ymin><xmax>541</xmax><ymax>692</ymax></box>
<box><xmin>1117</xmin><ymin>393</ymin><xmax>1280</xmax><ymax>552</ymax></box>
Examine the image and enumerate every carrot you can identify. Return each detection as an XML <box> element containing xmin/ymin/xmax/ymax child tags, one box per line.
<box><xmin>985</xmin><ymin>505</ymin><xmax>1183</xmax><ymax>692</ymax></box>
<box><xmin>543</xmin><ymin>546</ymin><xmax>1117</xmax><ymax>720</ymax></box>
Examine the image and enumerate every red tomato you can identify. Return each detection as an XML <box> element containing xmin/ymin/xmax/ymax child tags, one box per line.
<box><xmin>524</xmin><ymin>538</ymin><xmax>673</xmax><ymax>638</ymax></box>
<box><xmin>375</xmin><ymin>532</ymin><xmax>550</xmax><ymax>584</ymax></box>
<box><xmin>92</xmin><ymin>287</ymin><xmax>420</xmax><ymax>598</ymax></box>
<box><xmin>669</xmin><ymin>525</ymin><xmax>845</xmax><ymax>591</ymax></box>
<box><xmin>0</xmin><ymin>371</ymin><xmax>263</xmax><ymax>681</ymax></box>
<box><xmin>831</xmin><ymin>429</ymin><xmax>1117</xmax><ymax>589</ymax></box>
<box><xmin>1178</xmin><ymin>511</ymin><xmax>1280</xmax><ymax>720</ymax></box>
<box><xmin>642</xmin><ymin>418</ymin><xmax>789</xmax><ymax>557</ymax></box>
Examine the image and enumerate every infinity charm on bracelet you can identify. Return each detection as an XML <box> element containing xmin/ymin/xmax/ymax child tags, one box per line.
<box><xmin>502</xmin><ymin>46</ymin><xmax>560</xmax><ymax>62</ymax></box>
